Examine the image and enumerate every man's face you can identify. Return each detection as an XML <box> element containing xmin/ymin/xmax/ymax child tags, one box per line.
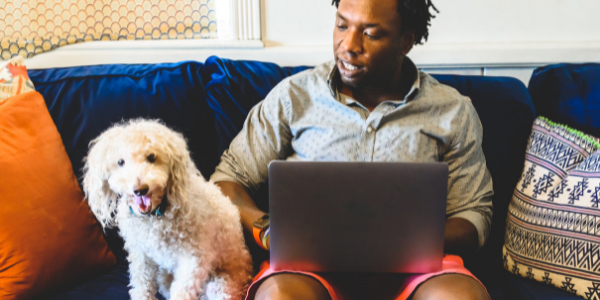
<box><xmin>333</xmin><ymin>0</ymin><xmax>413</xmax><ymax>89</ymax></box>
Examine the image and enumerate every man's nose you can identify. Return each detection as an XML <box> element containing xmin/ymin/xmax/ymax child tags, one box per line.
<box><xmin>133</xmin><ymin>183</ymin><xmax>149</xmax><ymax>196</ymax></box>
<box><xmin>340</xmin><ymin>29</ymin><xmax>363</xmax><ymax>55</ymax></box>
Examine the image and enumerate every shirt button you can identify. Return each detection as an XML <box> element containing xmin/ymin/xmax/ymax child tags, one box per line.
<box><xmin>367</xmin><ymin>127</ymin><xmax>373</xmax><ymax>133</ymax></box>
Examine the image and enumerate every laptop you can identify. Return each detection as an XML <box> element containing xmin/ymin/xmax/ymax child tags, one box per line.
<box><xmin>268</xmin><ymin>161</ymin><xmax>448</xmax><ymax>273</ymax></box>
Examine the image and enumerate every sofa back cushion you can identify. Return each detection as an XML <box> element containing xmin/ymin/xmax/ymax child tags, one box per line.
<box><xmin>203</xmin><ymin>57</ymin><xmax>536</xmax><ymax>282</ymax></box>
<box><xmin>28</xmin><ymin>62</ymin><xmax>218</xmax><ymax>183</ymax></box>
<box><xmin>204</xmin><ymin>56</ymin><xmax>311</xmax><ymax>155</ymax></box>
<box><xmin>529</xmin><ymin>63</ymin><xmax>600</xmax><ymax>137</ymax></box>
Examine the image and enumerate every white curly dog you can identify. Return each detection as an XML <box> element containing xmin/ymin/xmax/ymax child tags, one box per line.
<box><xmin>83</xmin><ymin>119</ymin><xmax>252</xmax><ymax>300</ymax></box>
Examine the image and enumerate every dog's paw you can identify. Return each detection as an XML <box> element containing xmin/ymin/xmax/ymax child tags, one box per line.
<box><xmin>129</xmin><ymin>288</ymin><xmax>159</xmax><ymax>300</ymax></box>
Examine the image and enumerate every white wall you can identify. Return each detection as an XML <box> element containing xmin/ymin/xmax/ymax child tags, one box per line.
<box><xmin>258</xmin><ymin>0</ymin><xmax>600</xmax><ymax>85</ymax></box>
<box><xmin>260</xmin><ymin>0</ymin><xmax>600</xmax><ymax>66</ymax></box>
<box><xmin>261</xmin><ymin>0</ymin><xmax>336</xmax><ymax>47</ymax></box>
<box><xmin>428</xmin><ymin>0</ymin><xmax>600</xmax><ymax>44</ymax></box>
<box><xmin>261</xmin><ymin>0</ymin><xmax>600</xmax><ymax>46</ymax></box>
<box><xmin>26</xmin><ymin>0</ymin><xmax>600</xmax><ymax>81</ymax></box>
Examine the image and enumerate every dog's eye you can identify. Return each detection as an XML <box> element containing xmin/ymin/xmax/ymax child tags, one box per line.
<box><xmin>147</xmin><ymin>154</ymin><xmax>156</xmax><ymax>163</ymax></box>
<box><xmin>118</xmin><ymin>159</ymin><xmax>125</xmax><ymax>167</ymax></box>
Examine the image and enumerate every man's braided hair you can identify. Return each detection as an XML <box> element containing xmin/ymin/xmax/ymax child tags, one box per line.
<box><xmin>331</xmin><ymin>0</ymin><xmax>438</xmax><ymax>45</ymax></box>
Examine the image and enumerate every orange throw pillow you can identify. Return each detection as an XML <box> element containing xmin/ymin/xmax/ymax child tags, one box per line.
<box><xmin>0</xmin><ymin>91</ymin><xmax>116</xmax><ymax>300</ymax></box>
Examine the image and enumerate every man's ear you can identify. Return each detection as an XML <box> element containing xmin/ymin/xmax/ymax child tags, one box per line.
<box><xmin>400</xmin><ymin>30</ymin><xmax>416</xmax><ymax>55</ymax></box>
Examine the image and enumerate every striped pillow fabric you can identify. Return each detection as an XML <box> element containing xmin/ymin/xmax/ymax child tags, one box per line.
<box><xmin>503</xmin><ymin>117</ymin><xmax>600</xmax><ymax>299</ymax></box>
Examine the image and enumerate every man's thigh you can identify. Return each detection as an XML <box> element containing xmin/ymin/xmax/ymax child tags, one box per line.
<box><xmin>249</xmin><ymin>256</ymin><xmax>489</xmax><ymax>300</ymax></box>
<box><xmin>253</xmin><ymin>273</ymin><xmax>489</xmax><ymax>300</ymax></box>
<box><xmin>411</xmin><ymin>274</ymin><xmax>490</xmax><ymax>300</ymax></box>
<box><xmin>254</xmin><ymin>273</ymin><xmax>331</xmax><ymax>300</ymax></box>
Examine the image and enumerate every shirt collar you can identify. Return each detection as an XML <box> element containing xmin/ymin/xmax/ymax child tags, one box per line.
<box><xmin>326</xmin><ymin>57</ymin><xmax>421</xmax><ymax>107</ymax></box>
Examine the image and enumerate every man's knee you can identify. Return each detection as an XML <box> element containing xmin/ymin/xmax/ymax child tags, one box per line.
<box><xmin>412</xmin><ymin>274</ymin><xmax>489</xmax><ymax>300</ymax></box>
<box><xmin>254</xmin><ymin>273</ymin><xmax>331</xmax><ymax>300</ymax></box>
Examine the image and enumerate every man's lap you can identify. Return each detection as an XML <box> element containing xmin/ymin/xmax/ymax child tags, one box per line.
<box><xmin>245</xmin><ymin>255</ymin><xmax>489</xmax><ymax>300</ymax></box>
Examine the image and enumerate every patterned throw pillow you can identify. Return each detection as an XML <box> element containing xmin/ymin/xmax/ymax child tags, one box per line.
<box><xmin>0</xmin><ymin>56</ymin><xmax>35</xmax><ymax>103</ymax></box>
<box><xmin>503</xmin><ymin>117</ymin><xmax>600</xmax><ymax>299</ymax></box>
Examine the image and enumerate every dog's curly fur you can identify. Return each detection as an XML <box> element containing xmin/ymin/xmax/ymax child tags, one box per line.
<box><xmin>83</xmin><ymin>119</ymin><xmax>252</xmax><ymax>300</ymax></box>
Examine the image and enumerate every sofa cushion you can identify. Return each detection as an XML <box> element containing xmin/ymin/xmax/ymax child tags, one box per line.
<box><xmin>529</xmin><ymin>63</ymin><xmax>600</xmax><ymax>137</ymax></box>
<box><xmin>36</xmin><ymin>264</ymin><xmax>169</xmax><ymax>300</ymax></box>
<box><xmin>28</xmin><ymin>61</ymin><xmax>218</xmax><ymax>182</ymax></box>
<box><xmin>490</xmin><ymin>272</ymin><xmax>582</xmax><ymax>300</ymax></box>
<box><xmin>202</xmin><ymin>58</ymin><xmax>536</xmax><ymax>285</ymax></box>
<box><xmin>503</xmin><ymin>116</ymin><xmax>600</xmax><ymax>299</ymax></box>
<box><xmin>0</xmin><ymin>91</ymin><xmax>116</xmax><ymax>300</ymax></box>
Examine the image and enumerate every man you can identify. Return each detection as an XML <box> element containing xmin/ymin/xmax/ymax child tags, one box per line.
<box><xmin>211</xmin><ymin>0</ymin><xmax>493</xmax><ymax>299</ymax></box>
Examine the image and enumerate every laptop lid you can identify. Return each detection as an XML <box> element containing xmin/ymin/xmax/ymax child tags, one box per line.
<box><xmin>268</xmin><ymin>161</ymin><xmax>448</xmax><ymax>273</ymax></box>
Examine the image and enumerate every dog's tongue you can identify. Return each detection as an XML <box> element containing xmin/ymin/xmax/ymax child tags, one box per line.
<box><xmin>134</xmin><ymin>195</ymin><xmax>152</xmax><ymax>211</ymax></box>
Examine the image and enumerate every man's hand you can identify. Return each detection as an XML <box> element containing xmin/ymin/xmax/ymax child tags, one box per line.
<box><xmin>443</xmin><ymin>218</ymin><xmax>479</xmax><ymax>257</ymax></box>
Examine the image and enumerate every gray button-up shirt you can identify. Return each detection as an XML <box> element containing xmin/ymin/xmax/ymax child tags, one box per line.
<box><xmin>211</xmin><ymin>58</ymin><xmax>494</xmax><ymax>248</ymax></box>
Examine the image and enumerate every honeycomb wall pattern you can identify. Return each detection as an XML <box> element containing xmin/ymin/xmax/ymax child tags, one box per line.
<box><xmin>0</xmin><ymin>0</ymin><xmax>218</xmax><ymax>60</ymax></box>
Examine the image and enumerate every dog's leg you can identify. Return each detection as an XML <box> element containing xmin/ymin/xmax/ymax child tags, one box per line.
<box><xmin>201</xmin><ymin>275</ymin><xmax>232</xmax><ymax>300</ymax></box>
<box><xmin>210</xmin><ymin>244</ymin><xmax>253</xmax><ymax>300</ymax></box>
<box><xmin>158</xmin><ymin>269</ymin><xmax>174</xmax><ymax>300</ymax></box>
<box><xmin>169</xmin><ymin>255</ymin><xmax>210</xmax><ymax>300</ymax></box>
<box><xmin>128</xmin><ymin>250</ymin><xmax>160</xmax><ymax>300</ymax></box>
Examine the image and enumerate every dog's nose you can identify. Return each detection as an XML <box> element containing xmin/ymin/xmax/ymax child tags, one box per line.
<box><xmin>133</xmin><ymin>185</ymin><xmax>149</xmax><ymax>196</ymax></box>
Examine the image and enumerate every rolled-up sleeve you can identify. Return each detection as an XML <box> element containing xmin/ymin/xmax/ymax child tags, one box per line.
<box><xmin>444</xmin><ymin>99</ymin><xmax>494</xmax><ymax>249</ymax></box>
<box><xmin>210</xmin><ymin>82</ymin><xmax>294</xmax><ymax>194</ymax></box>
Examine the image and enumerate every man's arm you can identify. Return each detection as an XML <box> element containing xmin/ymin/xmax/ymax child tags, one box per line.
<box><xmin>444</xmin><ymin>218</ymin><xmax>479</xmax><ymax>256</ymax></box>
<box><xmin>443</xmin><ymin>99</ymin><xmax>494</xmax><ymax>256</ymax></box>
<box><xmin>216</xmin><ymin>181</ymin><xmax>266</xmax><ymax>236</ymax></box>
<box><xmin>211</xmin><ymin>82</ymin><xmax>293</xmax><ymax>248</ymax></box>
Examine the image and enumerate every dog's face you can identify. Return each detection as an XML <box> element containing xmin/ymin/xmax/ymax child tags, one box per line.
<box><xmin>84</xmin><ymin>120</ymin><xmax>191</xmax><ymax>226</ymax></box>
<box><xmin>107</xmin><ymin>138</ymin><xmax>170</xmax><ymax>216</ymax></box>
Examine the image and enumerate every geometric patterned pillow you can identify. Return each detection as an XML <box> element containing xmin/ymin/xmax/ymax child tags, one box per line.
<box><xmin>503</xmin><ymin>116</ymin><xmax>600</xmax><ymax>299</ymax></box>
<box><xmin>0</xmin><ymin>56</ymin><xmax>35</xmax><ymax>104</ymax></box>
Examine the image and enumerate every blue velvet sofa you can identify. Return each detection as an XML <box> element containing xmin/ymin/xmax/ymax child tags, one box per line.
<box><xmin>26</xmin><ymin>57</ymin><xmax>599</xmax><ymax>300</ymax></box>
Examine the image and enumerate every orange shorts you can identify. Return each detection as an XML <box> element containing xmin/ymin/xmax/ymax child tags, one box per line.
<box><xmin>245</xmin><ymin>255</ymin><xmax>489</xmax><ymax>300</ymax></box>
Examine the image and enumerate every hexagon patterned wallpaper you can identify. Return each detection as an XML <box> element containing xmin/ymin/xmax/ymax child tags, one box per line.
<box><xmin>0</xmin><ymin>0</ymin><xmax>218</xmax><ymax>60</ymax></box>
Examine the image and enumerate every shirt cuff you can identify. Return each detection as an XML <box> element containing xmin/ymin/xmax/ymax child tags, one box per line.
<box><xmin>448</xmin><ymin>210</ymin><xmax>489</xmax><ymax>250</ymax></box>
<box><xmin>210</xmin><ymin>171</ymin><xmax>238</xmax><ymax>185</ymax></box>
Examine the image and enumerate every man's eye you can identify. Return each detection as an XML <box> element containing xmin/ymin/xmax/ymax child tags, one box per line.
<box><xmin>147</xmin><ymin>154</ymin><xmax>156</xmax><ymax>163</ymax></box>
<box><xmin>365</xmin><ymin>33</ymin><xmax>380</xmax><ymax>40</ymax></box>
<box><xmin>337</xmin><ymin>25</ymin><xmax>347</xmax><ymax>30</ymax></box>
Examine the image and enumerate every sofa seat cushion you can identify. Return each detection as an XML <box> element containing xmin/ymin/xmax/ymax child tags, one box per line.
<box><xmin>36</xmin><ymin>264</ymin><xmax>131</xmax><ymax>300</ymax></box>
<box><xmin>504</xmin><ymin>273</ymin><xmax>584</xmax><ymax>300</ymax></box>
<box><xmin>529</xmin><ymin>63</ymin><xmax>600</xmax><ymax>137</ymax></box>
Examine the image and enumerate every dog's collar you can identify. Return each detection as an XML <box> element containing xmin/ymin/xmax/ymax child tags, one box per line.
<box><xmin>129</xmin><ymin>195</ymin><xmax>168</xmax><ymax>218</ymax></box>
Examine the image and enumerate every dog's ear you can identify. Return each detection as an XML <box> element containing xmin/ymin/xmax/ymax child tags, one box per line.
<box><xmin>83</xmin><ymin>133</ymin><xmax>119</xmax><ymax>228</ymax></box>
<box><xmin>166</xmin><ymin>130</ymin><xmax>193</xmax><ymax>206</ymax></box>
